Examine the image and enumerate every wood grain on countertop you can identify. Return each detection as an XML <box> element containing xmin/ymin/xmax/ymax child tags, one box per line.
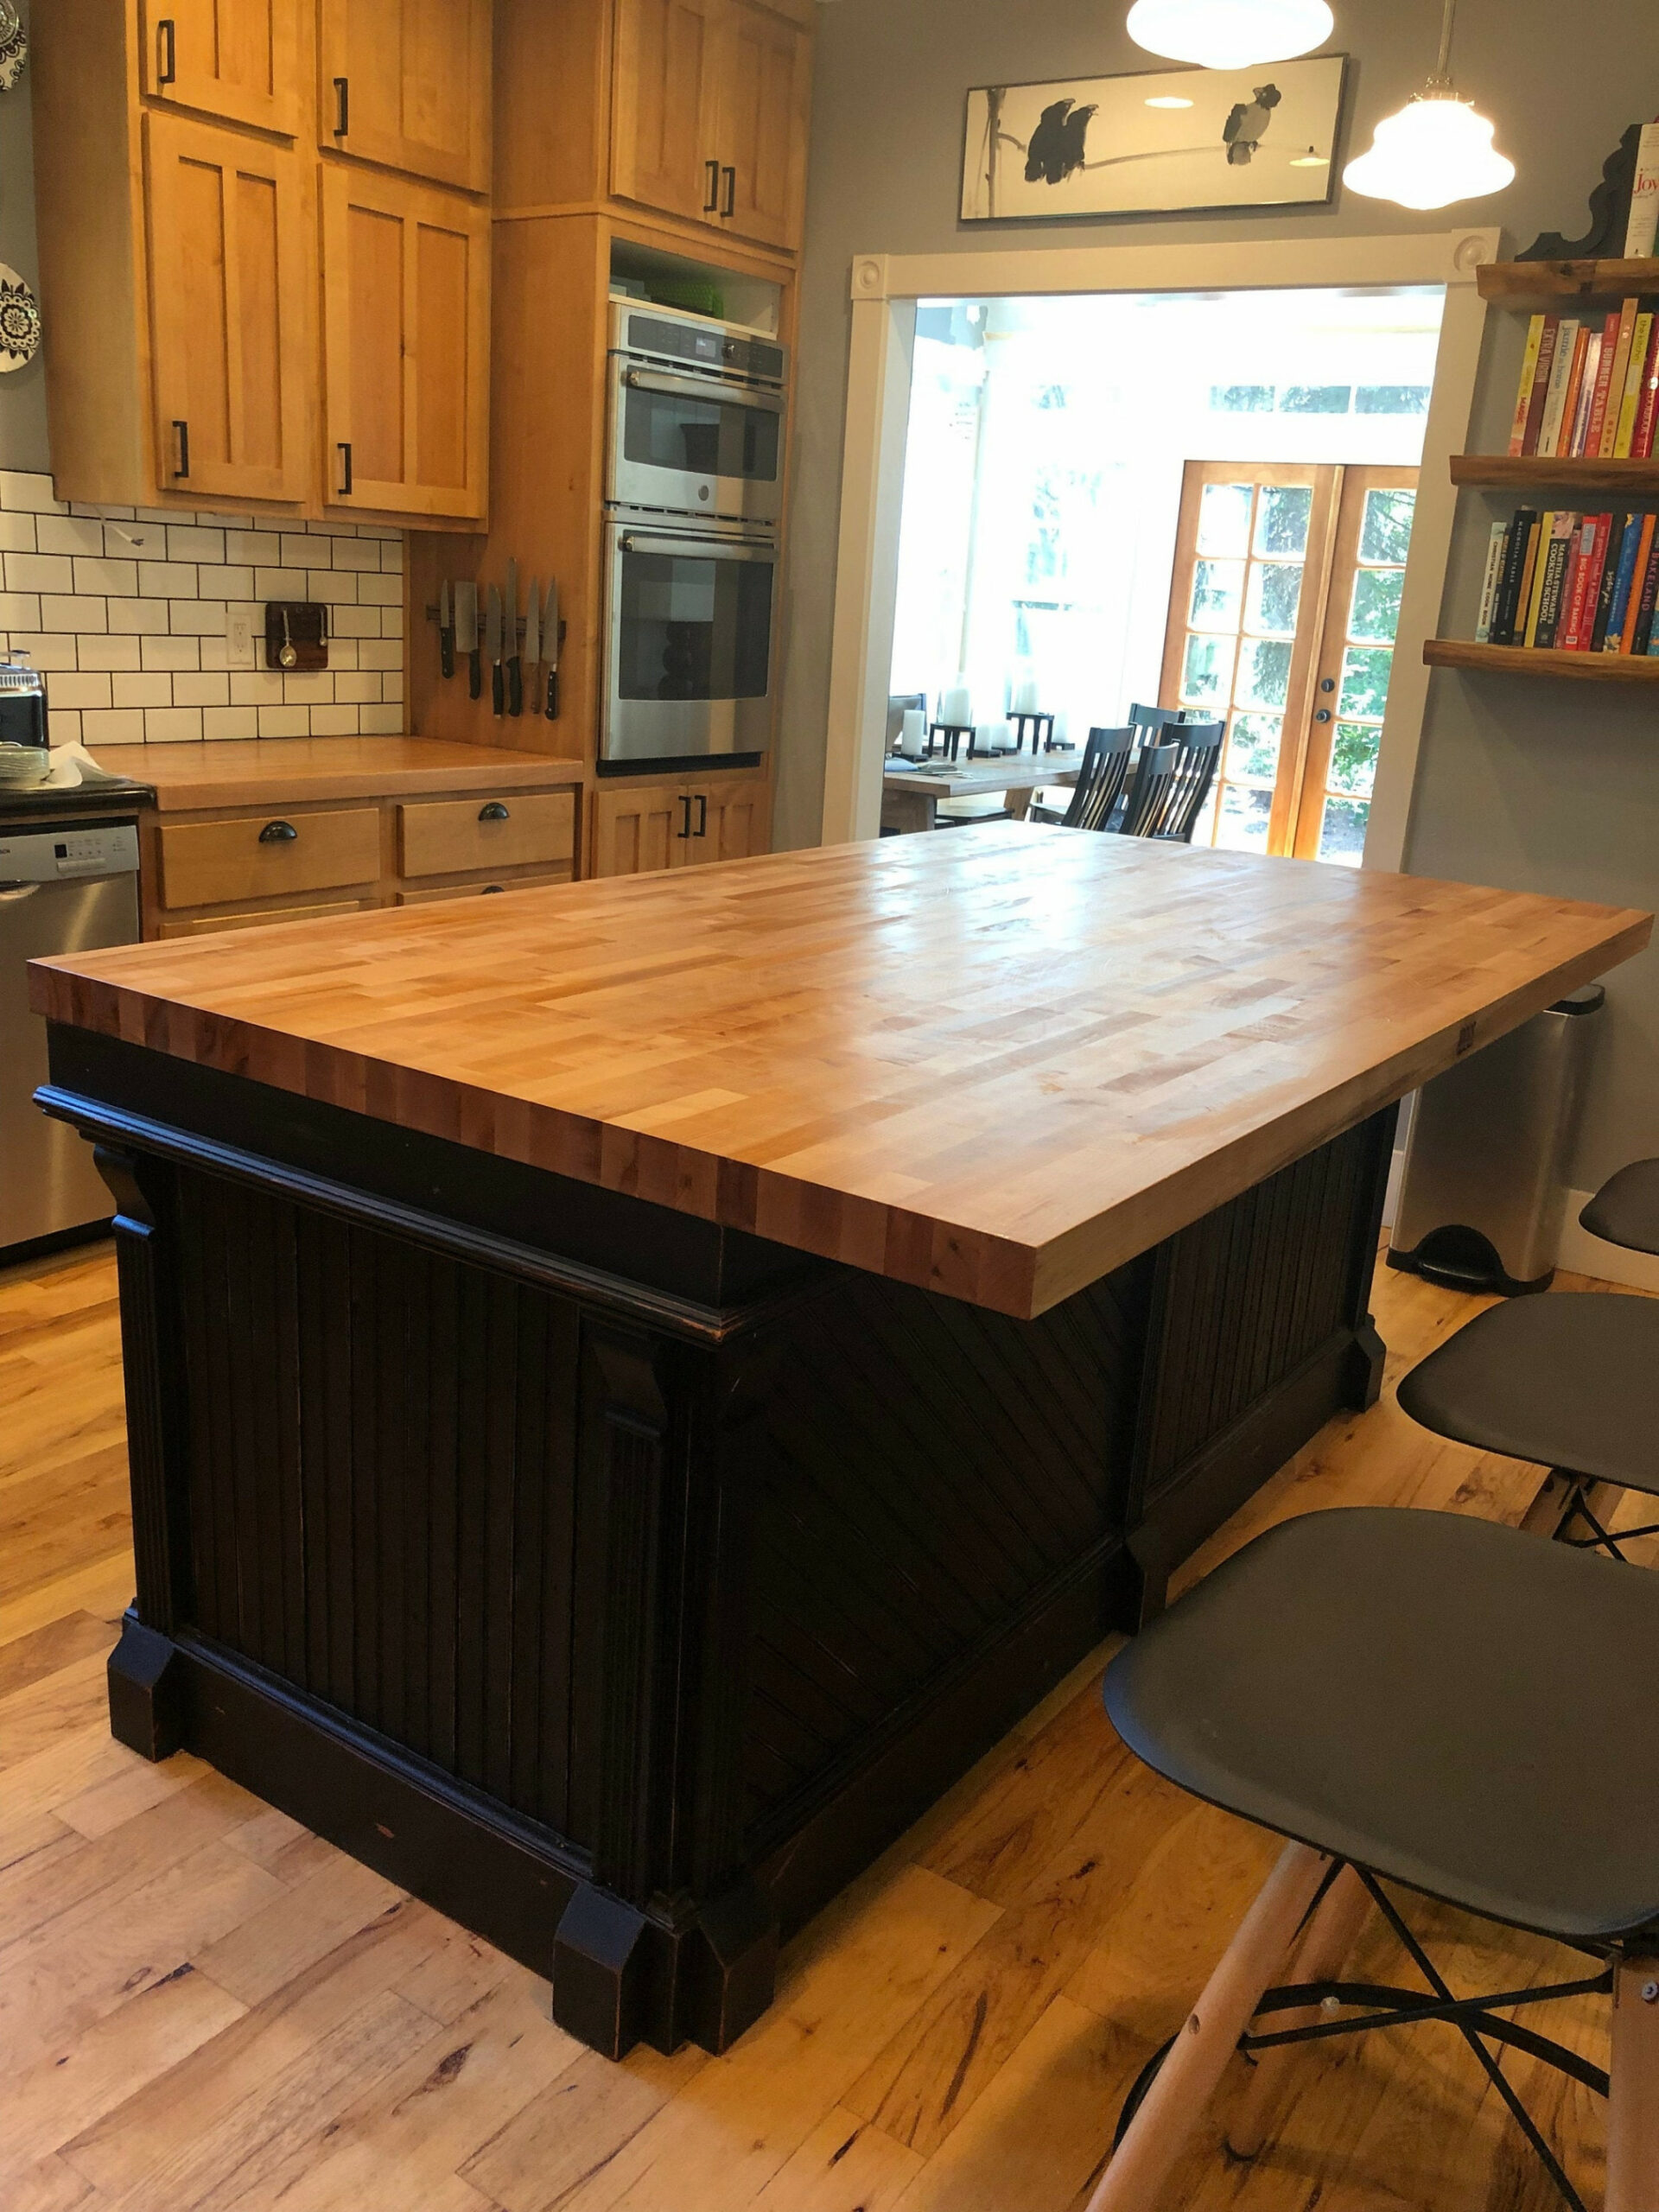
<box><xmin>29</xmin><ymin>824</ymin><xmax>1651</xmax><ymax>1318</ymax></box>
<box><xmin>92</xmin><ymin>738</ymin><xmax>584</xmax><ymax>810</ymax></box>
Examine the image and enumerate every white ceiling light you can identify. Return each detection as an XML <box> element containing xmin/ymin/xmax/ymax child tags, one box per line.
<box><xmin>1145</xmin><ymin>94</ymin><xmax>1196</xmax><ymax>107</ymax></box>
<box><xmin>1343</xmin><ymin>0</ymin><xmax>1514</xmax><ymax>209</ymax></box>
<box><xmin>1125</xmin><ymin>0</ymin><xmax>1333</xmax><ymax>70</ymax></box>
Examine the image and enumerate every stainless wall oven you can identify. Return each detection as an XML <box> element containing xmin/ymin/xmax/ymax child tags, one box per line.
<box><xmin>602</xmin><ymin>516</ymin><xmax>779</xmax><ymax>763</ymax></box>
<box><xmin>607</xmin><ymin>302</ymin><xmax>787</xmax><ymax>526</ymax></box>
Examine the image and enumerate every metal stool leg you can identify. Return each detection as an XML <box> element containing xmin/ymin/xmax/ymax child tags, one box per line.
<box><xmin>1608</xmin><ymin>1956</ymin><xmax>1659</xmax><ymax>2212</ymax></box>
<box><xmin>1084</xmin><ymin>1842</ymin><xmax>1330</xmax><ymax>2212</ymax></box>
<box><xmin>1225</xmin><ymin>1863</ymin><xmax>1374</xmax><ymax>2159</ymax></box>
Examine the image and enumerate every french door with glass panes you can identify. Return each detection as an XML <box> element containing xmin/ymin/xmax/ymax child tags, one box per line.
<box><xmin>1158</xmin><ymin>461</ymin><xmax>1418</xmax><ymax>865</ymax></box>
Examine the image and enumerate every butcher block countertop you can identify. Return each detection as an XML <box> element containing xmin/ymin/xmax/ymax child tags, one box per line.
<box><xmin>92</xmin><ymin>737</ymin><xmax>582</xmax><ymax>810</ymax></box>
<box><xmin>31</xmin><ymin>824</ymin><xmax>1650</xmax><ymax>1318</ymax></box>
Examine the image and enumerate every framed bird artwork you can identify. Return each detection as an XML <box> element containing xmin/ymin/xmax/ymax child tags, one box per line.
<box><xmin>961</xmin><ymin>55</ymin><xmax>1348</xmax><ymax>224</ymax></box>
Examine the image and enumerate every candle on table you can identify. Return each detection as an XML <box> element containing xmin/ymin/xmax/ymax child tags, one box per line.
<box><xmin>1010</xmin><ymin>677</ymin><xmax>1040</xmax><ymax>714</ymax></box>
<box><xmin>940</xmin><ymin>683</ymin><xmax>972</xmax><ymax>726</ymax></box>
<box><xmin>899</xmin><ymin>708</ymin><xmax>925</xmax><ymax>755</ymax></box>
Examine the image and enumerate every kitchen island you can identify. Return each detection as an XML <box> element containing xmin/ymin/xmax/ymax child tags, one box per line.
<box><xmin>29</xmin><ymin>826</ymin><xmax>1649</xmax><ymax>2061</ymax></box>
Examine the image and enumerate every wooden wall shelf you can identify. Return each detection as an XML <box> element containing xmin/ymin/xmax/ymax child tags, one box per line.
<box><xmin>1478</xmin><ymin>258</ymin><xmax>1659</xmax><ymax>311</ymax></box>
<box><xmin>1424</xmin><ymin>639</ymin><xmax>1659</xmax><ymax>682</ymax></box>
<box><xmin>1451</xmin><ymin>454</ymin><xmax>1659</xmax><ymax>493</ymax></box>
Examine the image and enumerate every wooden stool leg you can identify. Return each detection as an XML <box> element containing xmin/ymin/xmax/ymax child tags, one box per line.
<box><xmin>1225</xmin><ymin>1864</ymin><xmax>1373</xmax><ymax>2159</ymax></box>
<box><xmin>1608</xmin><ymin>1956</ymin><xmax>1659</xmax><ymax>2212</ymax></box>
<box><xmin>1083</xmin><ymin>1842</ymin><xmax>1330</xmax><ymax>2212</ymax></box>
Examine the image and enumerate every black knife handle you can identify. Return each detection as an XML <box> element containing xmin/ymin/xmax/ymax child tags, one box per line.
<box><xmin>439</xmin><ymin>626</ymin><xmax>454</xmax><ymax>680</ymax></box>
<box><xmin>545</xmin><ymin>666</ymin><xmax>559</xmax><ymax>719</ymax></box>
<box><xmin>492</xmin><ymin>659</ymin><xmax>505</xmax><ymax>716</ymax></box>
<box><xmin>467</xmin><ymin>649</ymin><xmax>481</xmax><ymax>701</ymax></box>
<box><xmin>507</xmin><ymin>658</ymin><xmax>523</xmax><ymax>716</ymax></box>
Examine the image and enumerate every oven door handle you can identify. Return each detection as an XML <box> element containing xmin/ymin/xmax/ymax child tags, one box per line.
<box><xmin>621</xmin><ymin>366</ymin><xmax>786</xmax><ymax>413</ymax></box>
<box><xmin>620</xmin><ymin>533</ymin><xmax>777</xmax><ymax>562</ymax></box>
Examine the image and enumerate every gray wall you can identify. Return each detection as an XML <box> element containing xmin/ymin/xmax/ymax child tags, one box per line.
<box><xmin>779</xmin><ymin>0</ymin><xmax>1659</xmax><ymax>1189</ymax></box>
<box><xmin>0</xmin><ymin>0</ymin><xmax>48</xmax><ymax>474</ymax></box>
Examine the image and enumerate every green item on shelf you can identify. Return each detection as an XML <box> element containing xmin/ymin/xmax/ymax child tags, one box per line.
<box><xmin>646</xmin><ymin>278</ymin><xmax>725</xmax><ymax>320</ymax></box>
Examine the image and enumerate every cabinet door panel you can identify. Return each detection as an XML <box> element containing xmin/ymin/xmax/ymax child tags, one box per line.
<box><xmin>593</xmin><ymin>785</ymin><xmax>687</xmax><ymax>876</ymax></box>
<box><xmin>321</xmin><ymin>167</ymin><xmax>488</xmax><ymax>520</ymax></box>
<box><xmin>145</xmin><ymin>114</ymin><xmax>311</xmax><ymax>504</ymax></box>
<box><xmin>320</xmin><ymin>0</ymin><xmax>492</xmax><ymax>194</ymax></box>
<box><xmin>142</xmin><ymin>0</ymin><xmax>301</xmax><ymax>136</ymax></box>
<box><xmin>611</xmin><ymin>0</ymin><xmax>721</xmax><ymax>226</ymax></box>
<box><xmin>713</xmin><ymin>0</ymin><xmax>810</xmax><ymax>251</ymax></box>
<box><xmin>683</xmin><ymin>778</ymin><xmax>769</xmax><ymax>865</ymax></box>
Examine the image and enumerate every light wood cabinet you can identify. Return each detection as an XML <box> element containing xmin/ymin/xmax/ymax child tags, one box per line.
<box><xmin>141</xmin><ymin>0</ymin><xmax>302</xmax><ymax>135</ymax></box>
<box><xmin>319</xmin><ymin>0</ymin><xmax>492</xmax><ymax>194</ymax></box>
<box><xmin>609</xmin><ymin>0</ymin><xmax>810</xmax><ymax>251</ymax></box>
<box><xmin>157</xmin><ymin>806</ymin><xmax>382</xmax><ymax>908</ymax></box>
<box><xmin>145</xmin><ymin>111</ymin><xmax>314</xmax><ymax>505</ymax></box>
<box><xmin>593</xmin><ymin>776</ymin><xmax>770</xmax><ymax>875</ymax></box>
<box><xmin>321</xmin><ymin>165</ymin><xmax>490</xmax><ymax>521</ymax></box>
<box><xmin>398</xmin><ymin>790</ymin><xmax>576</xmax><ymax>877</ymax></box>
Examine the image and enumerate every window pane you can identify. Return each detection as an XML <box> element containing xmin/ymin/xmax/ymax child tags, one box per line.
<box><xmin>1337</xmin><ymin>645</ymin><xmax>1393</xmax><ymax>718</ymax></box>
<box><xmin>1198</xmin><ymin>482</ymin><xmax>1254</xmax><ymax>556</ymax></box>
<box><xmin>1349</xmin><ymin>566</ymin><xmax>1404</xmax><ymax>644</ymax></box>
<box><xmin>1329</xmin><ymin>721</ymin><xmax>1380</xmax><ymax>797</ymax></box>
<box><xmin>1281</xmin><ymin>385</ymin><xmax>1351</xmax><ymax>414</ymax></box>
<box><xmin>1217</xmin><ymin>783</ymin><xmax>1273</xmax><ymax>852</ymax></box>
<box><xmin>1255</xmin><ymin>486</ymin><xmax>1312</xmax><ymax>556</ymax></box>
<box><xmin>1319</xmin><ymin>795</ymin><xmax>1369</xmax><ymax>866</ymax></box>
<box><xmin>1211</xmin><ymin>384</ymin><xmax>1274</xmax><ymax>413</ymax></box>
<box><xmin>1236</xmin><ymin>637</ymin><xmax>1292</xmax><ymax>709</ymax></box>
<box><xmin>1227</xmin><ymin>711</ymin><xmax>1281</xmax><ymax>783</ymax></box>
<box><xmin>1189</xmin><ymin>557</ymin><xmax>1245</xmax><ymax>632</ymax></box>
<box><xmin>1359</xmin><ymin>487</ymin><xmax>1416</xmax><ymax>566</ymax></box>
<box><xmin>1181</xmin><ymin>632</ymin><xmax>1235</xmax><ymax>705</ymax></box>
<box><xmin>1245</xmin><ymin>560</ymin><xmax>1303</xmax><ymax>637</ymax></box>
<box><xmin>1355</xmin><ymin>385</ymin><xmax>1430</xmax><ymax>416</ymax></box>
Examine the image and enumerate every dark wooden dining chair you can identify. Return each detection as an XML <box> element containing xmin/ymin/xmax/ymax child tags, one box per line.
<box><xmin>1028</xmin><ymin>726</ymin><xmax>1136</xmax><ymax>830</ymax></box>
<box><xmin>1118</xmin><ymin>721</ymin><xmax>1224</xmax><ymax>842</ymax></box>
<box><xmin>1128</xmin><ymin>702</ymin><xmax>1211</xmax><ymax>745</ymax></box>
<box><xmin>1082</xmin><ymin>1505</ymin><xmax>1659</xmax><ymax>2212</ymax></box>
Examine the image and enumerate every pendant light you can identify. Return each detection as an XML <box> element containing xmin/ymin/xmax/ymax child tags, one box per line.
<box><xmin>1343</xmin><ymin>0</ymin><xmax>1514</xmax><ymax>209</ymax></box>
<box><xmin>1125</xmin><ymin>0</ymin><xmax>1333</xmax><ymax>71</ymax></box>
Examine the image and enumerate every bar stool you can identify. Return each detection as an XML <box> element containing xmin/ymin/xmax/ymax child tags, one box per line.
<box><xmin>1396</xmin><ymin>1166</ymin><xmax>1659</xmax><ymax>1557</ymax></box>
<box><xmin>1083</xmin><ymin>1506</ymin><xmax>1659</xmax><ymax>2212</ymax></box>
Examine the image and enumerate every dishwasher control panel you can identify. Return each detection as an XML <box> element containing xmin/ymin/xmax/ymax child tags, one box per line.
<box><xmin>0</xmin><ymin>822</ymin><xmax>140</xmax><ymax>885</ymax></box>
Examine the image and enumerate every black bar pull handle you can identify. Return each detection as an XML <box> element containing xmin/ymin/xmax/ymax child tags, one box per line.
<box><xmin>703</xmin><ymin>159</ymin><xmax>721</xmax><ymax>213</ymax></box>
<box><xmin>695</xmin><ymin>792</ymin><xmax>709</xmax><ymax>837</ymax></box>
<box><xmin>677</xmin><ymin>795</ymin><xmax>693</xmax><ymax>840</ymax></box>
<box><xmin>172</xmin><ymin>419</ymin><xmax>190</xmax><ymax>479</ymax></box>
<box><xmin>258</xmin><ymin>819</ymin><xmax>298</xmax><ymax>843</ymax></box>
<box><xmin>478</xmin><ymin>801</ymin><xmax>509</xmax><ymax>822</ymax></box>
<box><xmin>156</xmin><ymin>17</ymin><xmax>177</xmax><ymax>85</ymax></box>
<box><xmin>721</xmin><ymin>165</ymin><xmax>736</xmax><ymax>219</ymax></box>
<box><xmin>337</xmin><ymin>442</ymin><xmax>353</xmax><ymax>496</ymax></box>
<box><xmin>334</xmin><ymin>76</ymin><xmax>349</xmax><ymax>136</ymax></box>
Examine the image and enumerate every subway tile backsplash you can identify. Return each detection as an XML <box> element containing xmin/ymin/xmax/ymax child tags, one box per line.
<box><xmin>0</xmin><ymin>472</ymin><xmax>405</xmax><ymax>748</ymax></box>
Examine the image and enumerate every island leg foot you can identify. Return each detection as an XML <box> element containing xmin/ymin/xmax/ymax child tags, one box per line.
<box><xmin>552</xmin><ymin>1884</ymin><xmax>652</xmax><ymax>2058</ymax></box>
<box><xmin>107</xmin><ymin>1611</ymin><xmax>185</xmax><ymax>1762</ymax></box>
<box><xmin>687</xmin><ymin>1877</ymin><xmax>779</xmax><ymax>2054</ymax></box>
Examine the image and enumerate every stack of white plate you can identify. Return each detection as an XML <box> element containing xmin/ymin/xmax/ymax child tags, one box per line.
<box><xmin>0</xmin><ymin>741</ymin><xmax>49</xmax><ymax>789</ymax></box>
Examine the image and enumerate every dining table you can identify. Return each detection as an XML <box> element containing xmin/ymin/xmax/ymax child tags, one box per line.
<box><xmin>880</xmin><ymin>753</ymin><xmax>1079</xmax><ymax>832</ymax></box>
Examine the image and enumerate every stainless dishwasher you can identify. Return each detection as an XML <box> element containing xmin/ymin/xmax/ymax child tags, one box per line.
<box><xmin>0</xmin><ymin>818</ymin><xmax>141</xmax><ymax>1254</ymax></box>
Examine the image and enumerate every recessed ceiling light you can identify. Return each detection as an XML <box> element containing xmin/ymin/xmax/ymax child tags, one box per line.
<box><xmin>1146</xmin><ymin>94</ymin><xmax>1195</xmax><ymax>108</ymax></box>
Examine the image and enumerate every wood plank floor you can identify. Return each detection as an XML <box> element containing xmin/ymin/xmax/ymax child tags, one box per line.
<box><xmin>2</xmin><ymin>1239</ymin><xmax>1647</xmax><ymax>2211</ymax></box>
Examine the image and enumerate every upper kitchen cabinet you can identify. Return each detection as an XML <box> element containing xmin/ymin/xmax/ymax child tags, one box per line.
<box><xmin>319</xmin><ymin>0</ymin><xmax>493</xmax><ymax>194</ymax></box>
<box><xmin>146</xmin><ymin>113</ymin><xmax>313</xmax><ymax>505</ymax></box>
<box><xmin>609</xmin><ymin>0</ymin><xmax>811</xmax><ymax>252</ymax></box>
<box><xmin>321</xmin><ymin>167</ymin><xmax>490</xmax><ymax>521</ymax></box>
<box><xmin>140</xmin><ymin>0</ymin><xmax>302</xmax><ymax>136</ymax></box>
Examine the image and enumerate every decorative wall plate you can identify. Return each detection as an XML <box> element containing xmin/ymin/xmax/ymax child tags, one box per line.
<box><xmin>0</xmin><ymin>265</ymin><xmax>41</xmax><ymax>372</ymax></box>
<box><xmin>0</xmin><ymin>3</ymin><xmax>25</xmax><ymax>93</ymax></box>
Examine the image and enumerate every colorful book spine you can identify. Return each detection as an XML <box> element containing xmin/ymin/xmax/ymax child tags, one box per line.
<box><xmin>1599</xmin><ymin>302</ymin><xmax>1641</xmax><ymax>456</ymax></box>
<box><xmin>1632</xmin><ymin>321</ymin><xmax>1659</xmax><ymax>459</ymax></box>
<box><xmin>1537</xmin><ymin>322</ymin><xmax>1582</xmax><ymax>456</ymax></box>
<box><xmin>1509</xmin><ymin>315</ymin><xmax>1547</xmax><ymax>454</ymax></box>
<box><xmin>1522</xmin><ymin>318</ymin><xmax>1560</xmax><ymax>456</ymax></box>
<box><xmin>1560</xmin><ymin>513</ymin><xmax>1605</xmax><ymax>650</ymax></box>
<box><xmin>1533</xmin><ymin>512</ymin><xmax>1577</xmax><ymax>649</ymax></box>
<box><xmin>1567</xmin><ymin>334</ymin><xmax>1602</xmax><ymax>457</ymax></box>
<box><xmin>1619</xmin><ymin>513</ymin><xmax>1657</xmax><ymax>650</ymax></box>
<box><xmin>1624</xmin><ymin>118</ymin><xmax>1659</xmax><ymax>257</ymax></box>
<box><xmin>1554</xmin><ymin>327</ymin><xmax>1591</xmax><ymax>458</ymax></box>
<box><xmin>1522</xmin><ymin>511</ymin><xmax>1560</xmax><ymax>645</ymax></box>
<box><xmin>1614</xmin><ymin>312</ymin><xmax>1655</xmax><ymax>456</ymax></box>
<box><xmin>1590</xmin><ymin>514</ymin><xmax>1631</xmax><ymax>649</ymax></box>
<box><xmin>1489</xmin><ymin>509</ymin><xmax>1537</xmax><ymax>645</ymax></box>
<box><xmin>1584</xmin><ymin>313</ymin><xmax>1624</xmax><ymax>456</ymax></box>
<box><xmin>1474</xmin><ymin>521</ymin><xmax>1507</xmax><ymax>644</ymax></box>
<box><xmin>1633</xmin><ymin>529</ymin><xmax>1659</xmax><ymax>654</ymax></box>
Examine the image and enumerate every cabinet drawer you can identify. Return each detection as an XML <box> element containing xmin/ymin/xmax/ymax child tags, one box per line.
<box><xmin>158</xmin><ymin>810</ymin><xmax>382</xmax><ymax>910</ymax></box>
<box><xmin>396</xmin><ymin>868</ymin><xmax>573</xmax><ymax>906</ymax></box>
<box><xmin>158</xmin><ymin>898</ymin><xmax>369</xmax><ymax>938</ymax></box>
<box><xmin>398</xmin><ymin>791</ymin><xmax>576</xmax><ymax>880</ymax></box>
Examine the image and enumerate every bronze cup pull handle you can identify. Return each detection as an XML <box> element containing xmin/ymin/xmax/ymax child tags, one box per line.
<box><xmin>479</xmin><ymin>802</ymin><xmax>510</xmax><ymax>822</ymax></box>
<box><xmin>258</xmin><ymin>819</ymin><xmax>299</xmax><ymax>844</ymax></box>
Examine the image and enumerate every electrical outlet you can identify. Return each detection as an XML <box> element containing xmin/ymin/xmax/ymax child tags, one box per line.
<box><xmin>226</xmin><ymin>607</ymin><xmax>257</xmax><ymax>670</ymax></box>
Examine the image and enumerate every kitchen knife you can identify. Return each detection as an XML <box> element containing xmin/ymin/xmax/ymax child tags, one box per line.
<box><xmin>505</xmin><ymin>558</ymin><xmax>522</xmax><ymax>717</ymax></box>
<box><xmin>486</xmin><ymin>583</ymin><xmax>504</xmax><ymax>717</ymax></box>
<box><xmin>455</xmin><ymin>581</ymin><xmax>480</xmax><ymax>700</ymax></box>
<box><xmin>543</xmin><ymin>575</ymin><xmax>561</xmax><ymax>719</ymax></box>
<box><xmin>438</xmin><ymin>580</ymin><xmax>454</xmax><ymax>680</ymax></box>
<box><xmin>524</xmin><ymin>577</ymin><xmax>540</xmax><ymax>695</ymax></box>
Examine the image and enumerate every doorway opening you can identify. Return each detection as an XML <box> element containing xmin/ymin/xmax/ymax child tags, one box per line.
<box><xmin>886</xmin><ymin>283</ymin><xmax>1444</xmax><ymax>862</ymax></box>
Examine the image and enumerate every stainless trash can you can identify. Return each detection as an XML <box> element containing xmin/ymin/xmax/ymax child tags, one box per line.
<box><xmin>1387</xmin><ymin>983</ymin><xmax>1605</xmax><ymax>1297</ymax></box>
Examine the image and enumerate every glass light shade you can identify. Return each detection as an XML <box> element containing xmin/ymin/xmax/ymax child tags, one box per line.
<box><xmin>1343</xmin><ymin>92</ymin><xmax>1515</xmax><ymax>209</ymax></box>
<box><xmin>1125</xmin><ymin>0</ymin><xmax>1333</xmax><ymax>69</ymax></box>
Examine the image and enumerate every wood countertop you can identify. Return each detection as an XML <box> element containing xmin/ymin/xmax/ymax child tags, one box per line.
<box><xmin>92</xmin><ymin>738</ymin><xmax>583</xmax><ymax>811</ymax></box>
<box><xmin>30</xmin><ymin>825</ymin><xmax>1651</xmax><ymax>1319</ymax></box>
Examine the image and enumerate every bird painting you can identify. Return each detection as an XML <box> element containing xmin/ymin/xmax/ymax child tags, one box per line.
<box><xmin>1025</xmin><ymin>97</ymin><xmax>1099</xmax><ymax>186</ymax></box>
<box><xmin>1223</xmin><ymin>83</ymin><xmax>1282</xmax><ymax>165</ymax></box>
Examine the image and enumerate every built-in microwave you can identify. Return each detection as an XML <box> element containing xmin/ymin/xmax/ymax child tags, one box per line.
<box><xmin>601</xmin><ymin>513</ymin><xmax>779</xmax><ymax>763</ymax></box>
<box><xmin>607</xmin><ymin>302</ymin><xmax>788</xmax><ymax>526</ymax></box>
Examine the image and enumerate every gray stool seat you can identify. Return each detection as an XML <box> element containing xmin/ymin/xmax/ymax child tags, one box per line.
<box><xmin>1104</xmin><ymin>1506</ymin><xmax>1659</xmax><ymax>1944</ymax></box>
<box><xmin>1582</xmin><ymin>1159</ymin><xmax>1659</xmax><ymax>1257</ymax></box>
<box><xmin>1395</xmin><ymin>1290</ymin><xmax>1659</xmax><ymax>1494</ymax></box>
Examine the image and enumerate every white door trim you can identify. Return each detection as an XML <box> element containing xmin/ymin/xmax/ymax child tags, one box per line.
<box><xmin>820</xmin><ymin>226</ymin><xmax>1501</xmax><ymax>866</ymax></box>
